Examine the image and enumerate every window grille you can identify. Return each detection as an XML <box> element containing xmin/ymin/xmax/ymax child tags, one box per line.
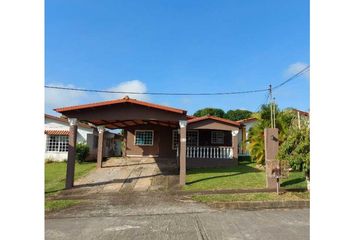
<box><xmin>211</xmin><ymin>131</ymin><xmax>224</xmax><ymax>144</ymax></box>
<box><xmin>46</xmin><ymin>135</ymin><xmax>69</xmax><ymax>152</ymax></box>
<box><xmin>135</xmin><ymin>130</ymin><xmax>154</xmax><ymax>146</ymax></box>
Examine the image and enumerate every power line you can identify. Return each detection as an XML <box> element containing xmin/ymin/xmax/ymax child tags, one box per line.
<box><xmin>273</xmin><ymin>65</ymin><xmax>309</xmax><ymax>90</ymax></box>
<box><xmin>44</xmin><ymin>85</ymin><xmax>268</xmax><ymax>96</ymax></box>
<box><xmin>44</xmin><ymin>65</ymin><xmax>309</xmax><ymax>96</ymax></box>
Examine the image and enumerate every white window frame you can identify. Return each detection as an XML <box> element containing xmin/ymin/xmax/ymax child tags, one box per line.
<box><xmin>46</xmin><ymin>135</ymin><xmax>69</xmax><ymax>152</ymax></box>
<box><xmin>211</xmin><ymin>131</ymin><xmax>224</xmax><ymax>144</ymax></box>
<box><xmin>134</xmin><ymin>130</ymin><xmax>154</xmax><ymax>146</ymax></box>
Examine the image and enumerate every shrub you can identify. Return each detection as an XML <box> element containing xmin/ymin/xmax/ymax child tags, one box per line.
<box><xmin>277</xmin><ymin>125</ymin><xmax>310</xmax><ymax>178</ymax></box>
<box><xmin>76</xmin><ymin>143</ymin><xmax>90</xmax><ymax>163</ymax></box>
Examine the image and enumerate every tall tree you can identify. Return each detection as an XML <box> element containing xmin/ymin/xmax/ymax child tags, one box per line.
<box><xmin>193</xmin><ymin>108</ymin><xmax>225</xmax><ymax>118</ymax></box>
<box><xmin>224</xmin><ymin>109</ymin><xmax>253</xmax><ymax>121</ymax></box>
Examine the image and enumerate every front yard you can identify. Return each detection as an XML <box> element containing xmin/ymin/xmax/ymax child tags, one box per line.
<box><xmin>45</xmin><ymin>162</ymin><xmax>95</xmax><ymax>212</ymax></box>
<box><xmin>45</xmin><ymin>161</ymin><xmax>96</xmax><ymax>195</ymax></box>
<box><xmin>184</xmin><ymin>161</ymin><xmax>307</xmax><ymax>191</ymax></box>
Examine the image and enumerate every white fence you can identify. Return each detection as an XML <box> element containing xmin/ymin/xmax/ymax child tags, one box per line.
<box><xmin>185</xmin><ymin>146</ymin><xmax>233</xmax><ymax>159</ymax></box>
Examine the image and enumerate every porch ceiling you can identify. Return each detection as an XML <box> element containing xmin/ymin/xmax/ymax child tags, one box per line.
<box><xmin>89</xmin><ymin>119</ymin><xmax>179</xmax><ymax>129</ymax></box>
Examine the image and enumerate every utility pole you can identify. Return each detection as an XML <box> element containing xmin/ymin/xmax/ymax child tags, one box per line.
<box><xmin>269</xmin><ymin>85</ymin><xmax>273</xmax><ymax>128</ymax></box>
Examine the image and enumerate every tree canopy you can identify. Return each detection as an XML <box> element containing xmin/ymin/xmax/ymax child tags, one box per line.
<box><xmin>224</xmin><ymin>109</ymin><xmax>253</xmax><ymax>121</ymax></box>
<box><xmin>193</xmin><ymin>108</ymin><xmax>225</xmax><ymax>118</ymax></box>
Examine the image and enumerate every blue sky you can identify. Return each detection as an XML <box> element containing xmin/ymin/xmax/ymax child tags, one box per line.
<box><xmin>45</xmin><ymin>0</ymin><xmax>309</xmax><ymax>116</ymax></box>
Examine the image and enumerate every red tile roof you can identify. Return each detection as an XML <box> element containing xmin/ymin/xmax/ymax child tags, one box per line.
<box><xmin>187</xmin><ymin>115</ymin><xmax>242</xmax><ymax>127</ymax></box>
<box><xmin>54</xmin><ymin>96</ymin><xmax>187</xmax><ymax>115</ymax></box>
<box><xmin>45</xmin><ymin>130</ymin><xmax>69</xmax><ymax>135</ymax></box>
<box><xmin>45</xmin><ymin>114</ymin><xmax>92</xmax><ymax>128</ymax></box>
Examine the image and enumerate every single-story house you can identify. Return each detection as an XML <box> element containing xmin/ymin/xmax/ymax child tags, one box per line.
<box><xmin>53</xmin><ymin>96</ymin><xmax>248</xmax><ymax>187</ymax></box>
<box><xmin>44</xmin><ymin>114</ymin><xmax>122</xmax><ymax>161</ymax></box>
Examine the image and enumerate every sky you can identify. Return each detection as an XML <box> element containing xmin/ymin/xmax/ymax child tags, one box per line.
<box><xmin>45</xmin><ymin>0</ymin><xmax>309</xmax><ymax>116</ymax></box>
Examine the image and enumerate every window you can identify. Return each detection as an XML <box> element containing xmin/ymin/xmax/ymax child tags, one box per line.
<box><xmin>135</xmin><ymin>130</ymin><xmax>154</xmax><ymax>146</ymax></box>
<box><xmin>172</xmin><ymin>130</ymin><xmax>198</xmax><ymax>149</ymax></box>
<box><xmin>211</xmin><ymin>131</ymin><xmax>224</xmax><ymax>144</ymax></box>
<box><xmin>187</xmin><ymin>131</ymin><xmax>198</xmax><ymax>146</ymax></box>
<box><xmin>46</xmin><ymin>135</ymin><xmax>69</xmax><ymax>152</ymax></box>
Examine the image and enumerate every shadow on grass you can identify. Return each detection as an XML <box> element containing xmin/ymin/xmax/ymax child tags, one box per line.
<box><xmin>186</xmin><ymin>162</ymin><xmax>262</xmax><ymax>185</ymax></box>
<box><xmin>281</xmin><ymin>177</ymin><xmax>306</xmax><ymax>187</ymax></box>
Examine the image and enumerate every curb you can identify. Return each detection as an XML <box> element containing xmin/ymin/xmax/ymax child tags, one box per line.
<box><xmin>208</xmin><ymin>200</ymin><xmax>310</xmax><ymax>210</ymax></box>
<box><xmin>177</xmin><ymin>188</ymin><xmax>307</xmax><ymax>196</ymax></box>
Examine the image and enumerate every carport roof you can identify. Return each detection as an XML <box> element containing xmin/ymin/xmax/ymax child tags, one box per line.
<box><xmin>55</xmin><ymin>96</ymin><xmax>187</xmax><ymax>115</ymax></box>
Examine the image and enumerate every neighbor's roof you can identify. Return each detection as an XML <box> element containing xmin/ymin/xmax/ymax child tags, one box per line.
<box><xmin>45</xmin><ymin>114</ymin><xmax>92</xmax><ymax>128</ymax></box>
<box><xmin>187</xmin><ymin>115</ymin><xmax>242</xmax><ymax>127</ymax></box>
<box><xmin>235</xmin><ymin>117</ymin><xmax>258</xmax><ymax>124</ymax></box>
<box><xmin>44</xmin><ymin>129</ymin><xmax>70</xmax><ymax>135</ymax></box>
<box><xmin>54</xmin><ymin>96</ymin><xmax>187</xmax><ymax>115</ymax></box>
<box><xmin>292</xmin><ymin>109</ymin><xmax>309</xmax><ymax>117</ymax></box>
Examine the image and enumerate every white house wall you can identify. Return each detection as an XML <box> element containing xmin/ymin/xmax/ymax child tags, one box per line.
<box><xmin>44</xmin><ymin>117</ymin><xmax>94</xmax><ymax>161</ymax></box>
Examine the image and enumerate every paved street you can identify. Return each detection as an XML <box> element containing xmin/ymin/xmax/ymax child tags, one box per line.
<box><xmin>46</xmin><ymin>192</ymin><xmax>309</xmax><ymax>240</ymax></box>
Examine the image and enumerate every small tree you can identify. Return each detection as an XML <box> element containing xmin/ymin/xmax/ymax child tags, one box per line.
<box><xmin>76</xmin><ymin>143</ymin><xmax>90</xmax><ymax>163</ymax></box>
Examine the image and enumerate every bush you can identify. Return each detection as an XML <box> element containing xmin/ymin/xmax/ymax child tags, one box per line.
<box><xmin>277</xmin><ymin>125</ymin><xmax>310</xmax><ymax>178</ymax></box>
<box><xmin>76</xmin><ymin>143</ymin><xmax>90</xmax><ymax>163</ymax></box>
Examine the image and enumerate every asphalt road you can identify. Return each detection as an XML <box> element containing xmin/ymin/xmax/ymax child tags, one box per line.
<box><xmin>45</xmin><ymin>192</ymin><xmax>309</xmax><ymax>240</ymax></box>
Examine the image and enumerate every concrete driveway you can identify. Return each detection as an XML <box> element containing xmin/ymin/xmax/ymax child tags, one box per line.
<box><xmin>73</xmin><ymin>157</ymin><xmax>179</xmax><ymax>194</ymax></box>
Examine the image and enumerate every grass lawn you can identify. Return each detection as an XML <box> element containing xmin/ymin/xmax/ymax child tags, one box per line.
<box><xmin>45</xmin><ymin>162</ymin><xmax>96</xmax><ymax>195</ymax></box>
<box><xmin>192</xmin><ymin>192</ymin><xmax>309</xmax><ymax>203</ymax></box>
<box><xmin>184</xmin><ymin>161</ymin><xmax>307</xmax><ymax>191</ymax></box>
<box><xmin>45</xmin><ymin>199</ymin><xmax>81</xmax><ymax>212</ymax></box>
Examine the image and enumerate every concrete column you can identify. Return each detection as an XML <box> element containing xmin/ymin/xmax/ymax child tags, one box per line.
<box><xmin>264</xmin><ymin>128</ymin><xmax>279</xmax><ymax>189</ymax></box>
<box><xmin>231</xmin><ymin>129</ymin><xmax>239</xmax><ymax>165</ymax></box>
<box><xmin>179</xmin><ymin>120</ymin><xmax>187</xmax><ymax>186</ymax></box>
<box><xmin>97</xmin><ymin>125</ymin><xmax>105</xmax><ymax>169</ymax></box>
<box><xmin>65</xmin><ymin>118</ymin><xmax>78</xmax><ymax>189</ymax></box>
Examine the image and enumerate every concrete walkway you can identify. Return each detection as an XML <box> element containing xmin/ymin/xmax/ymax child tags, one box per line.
<box><xmin>73</xmin><ymin>157</ymin><xmax>179</xmax><ymax>194</ymax></box>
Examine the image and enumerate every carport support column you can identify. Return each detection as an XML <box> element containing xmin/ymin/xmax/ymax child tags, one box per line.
<box><xmin>231</xmin><ymin>129</ymin><xmax>239</xmax><ymax>166</ymax></box>
<box><xmin>97</xmin><ymin>125</ymin><xmax>105</xmax><ymax>169</ymax></box>
<box><xmin>179</xmin><ymin>120</ymin><xmax>187</xmax><ymax>185</ymax></box>
<box><xmin>65</xmin><ymin>118</ymin><xmax>78</xmax><ymax>189</ymax></box>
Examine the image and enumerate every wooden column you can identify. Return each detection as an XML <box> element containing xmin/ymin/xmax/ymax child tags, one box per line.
<box><xmin>264</xmin><ymin>128</ymin><xmax>279</xmax><ymax>189</ymax></box>
<box><xmin>231</xmin><ymin>129</ymin><xmax>239</xmax><ymax>166</ymax></box>
<box><xmin>65</xmin><ymin>118</ymin><xmax>78</xmax><ymax>189</ymax></box>
<box><xmin>179</xmin><ymin>120</ymin><xmax>187</xmax><ymax>185</ymax></box>
<box><xmin>97</xmin><ymin>125</ymin><xmax>105</xmax><ymax>169</ymax></box>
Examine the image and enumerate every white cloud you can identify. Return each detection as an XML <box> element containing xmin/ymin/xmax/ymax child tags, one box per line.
<box><xmin>102</xmin><ymin>80</ymin><xmax>149</xmax><ymax>101</ymax></box>
<box><xmin>285</xmin><ymin>62</ymin><xmax>310</xmax><ymax>79</ymax></box>
<box><xmin>45</xmin><ymin>83</ymin><xmax>89</xmax><ymax>115</ymax></box>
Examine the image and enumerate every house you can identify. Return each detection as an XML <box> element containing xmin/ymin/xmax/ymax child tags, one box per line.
<box><xmin>44</xmin><ymin>114</ymin><xmax>122</xmax><ymax>161</ymax></box>
<box><xmin>54</xmin><ymin>96</ymin><xmax>246</xmax><ymax>187</ymax></box>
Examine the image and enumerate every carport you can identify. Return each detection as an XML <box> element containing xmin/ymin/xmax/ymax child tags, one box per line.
<box><xmin>55</xmin><ymin>96</ymin><xmax>188</xmax><ymax>189</ymax></box>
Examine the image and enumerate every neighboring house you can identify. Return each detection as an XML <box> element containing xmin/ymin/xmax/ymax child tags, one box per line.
<box><xmin>44</xmin><ymin>114</ymin><xmax>121</xmax><ymax>161</ymax></box>
<box><xmin>235</xmin><ymin>117</ymin><xmax>258</xmax><ymax>156</ymax></box>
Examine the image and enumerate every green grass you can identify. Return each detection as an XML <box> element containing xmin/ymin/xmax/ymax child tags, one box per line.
<box><xmin>192</xmin><ymin>192</ymin><xmax>309</xmax><ymax>203</ymax></box>
<box><xmin>45</xmin><ymin>199</ymin><xmax>81</xmax><ymax>212</ymax></box>
<box><xmin>281</xmin><ymin>171</ymin><xmax>307</xmax><ymax>189</ymax></box>
<box><xmin>45</xmin><ymin>162</ymin><xmax>96</xmax><ymax>195</ymax></box>
<box><xmin>184</xmin><ymin>161</ymin><xmax>307</xmax><ymax>191</ymax></box>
